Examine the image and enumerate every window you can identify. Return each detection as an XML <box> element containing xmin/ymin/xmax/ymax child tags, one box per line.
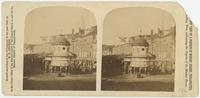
<box><xmin>63</xmin><ymin>47</ymin><xmax>66</xmax><ymax>50</ymax></box>
<box><xmin>142</xmin><ymin>48</ymin><xmax>145</xmax><ymax>51</ymax></box>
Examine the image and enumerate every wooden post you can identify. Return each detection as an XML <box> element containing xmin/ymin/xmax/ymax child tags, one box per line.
<box><xmin>144</xmin><ymin>67</ymin><xmax>147</xmax><ymax>74</ymax></box>
<box><xmin>52</xmin><ymin>66</ymin><xmax>55</xmax><ymax>73</ymax></box>
<box><xmin>139</xmin><ymin>67</ymin><xmax>141</xmax><ymax>73</ymax></box>
<box><xmin>123</xmin><ymin>62</ymin><xmax>126</xmax><ymax>74</ymax></box>
<box><xmin>60</xmin><ymin>66</ymin><xmax>62</xmax><ymax>72</ymax></box>
<box><xmin>44</xmin><ymin>61</ymin><xmax>47</xmax><ymax>72</ymax></box>
<box><xmin>49</xmin><ymin>66</ymin><xmax>52</xmax><ymax>73</ymax></box>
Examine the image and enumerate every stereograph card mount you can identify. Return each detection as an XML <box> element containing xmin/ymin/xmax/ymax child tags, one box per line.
<box><xmin>1</xmin><ymin>2</ymin><xmax>198</xmax><ymax>96</ymax></box>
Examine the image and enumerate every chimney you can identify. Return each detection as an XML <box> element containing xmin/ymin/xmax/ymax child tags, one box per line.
<box><xmin>158</xmin><ymin>28</ymin><xmax>164</xmax><ymax>36</ymax></box>
<box><xmin>151</xmin><ymin>29</ymin><xmax>154</xmax><ymax>36</ymax></box>
<box><xmin>72</xmin><ymin>28</ymin><xmax>74</xmax><ymax>35</ymax></box>
<box><xmin>79</xmin><ymin>27</ymin><xmax>85</xmax><ymax>35</ymax></box>
<box><xmin>158</xmin><ymin>28</ymin><xmax>161</xmax><ymax>33</ymax></box>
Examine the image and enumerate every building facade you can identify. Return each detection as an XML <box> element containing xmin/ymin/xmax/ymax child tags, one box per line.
<box><xmin>149</xmin><ymin>27</ymin><xmax>176</xmax><ymax>73</ymax></box>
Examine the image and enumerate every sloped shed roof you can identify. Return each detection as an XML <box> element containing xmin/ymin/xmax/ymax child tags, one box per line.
<box><xmin>131</xmin><ymin>37</ymin><xmax>149</xmax><ymax>46</ymax></box>
<box><xmin>51</xmin><ymin>36</ymin><xmax>70</xmax><ymax>46</ymax></box>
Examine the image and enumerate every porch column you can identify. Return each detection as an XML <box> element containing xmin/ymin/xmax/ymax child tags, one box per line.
<box><xmin>144</xmin><ymin>67</ymin><xmax>147</xmax><ymax>74</ymax></box>
<box><xmin>123</xmin><ymin>63</ymin><xmax>126</xmax><ymax>74</ymax></box>
<box><xmin>139</xmin><ymin>67</ymin><xmax>141</xmax><ymax>73</ymax></box>
<box><xmin>44</xmin><ymin>61</ymin><xmax>47</xmax><ymax>72</ymax></box>
<box><xmin>49</xmin><ymin>66</ymin><xmax>51</xmax><ymax>73</ymax></box>
<box><xmin>132</xmin><ymin>67</ymin><xmax>135</xmax><ymax>74</ymax></box>
<box><xmin>128</xmin><ymin>65</ymin><xmax>131</xmax><ymax>74</ymax></box>
<box><xmin>52</xmin><ymin>66</ymin><xmax>55</xmax><ymax>73</ymax></box>
<box><xmin>59</xmin><ymin>66</ymin><xmax>62</xmax><ymax>72</ymax></box>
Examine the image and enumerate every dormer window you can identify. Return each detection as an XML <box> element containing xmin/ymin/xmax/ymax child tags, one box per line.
<box><xmin>63</xmin><ymin>47</ymin><xmax>65</xmax><ymax>50</ymax></box>
<box><xmin>142</xmin><ymin>48</ymin><xmax>145</xmax><ymax>51</ymax></box>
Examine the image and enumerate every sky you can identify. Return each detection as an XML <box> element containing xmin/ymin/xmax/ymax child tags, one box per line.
<box><xmin>25</xmin><ymin>6</ymin><xmax>96</xmax><ymax>44</ymax></box>
<box><xmin>103</xmin><ymin>7</ymin><xmax>175</xmax><ymax>45</ymax></box>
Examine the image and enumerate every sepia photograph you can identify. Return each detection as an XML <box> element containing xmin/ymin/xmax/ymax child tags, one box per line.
<box><xmin>2</xmin><ymin>1</ymin><xmax>199</xmax><ymax>96</ymax></box>
<box><xmin>23</xmin><ymin>6</ymin><xmax>97</xmax><ymax>90</ymax></box>
<box><xmin>102</xmin><ymin>7</ymin><xmax>176</xmax><ymax>91</ymax></box>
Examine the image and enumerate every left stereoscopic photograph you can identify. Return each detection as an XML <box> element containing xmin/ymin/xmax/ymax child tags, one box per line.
<box><xmin>23</xmin><ymin>6</ymin><xmax>97</xmax><ymax>90</ymax></box>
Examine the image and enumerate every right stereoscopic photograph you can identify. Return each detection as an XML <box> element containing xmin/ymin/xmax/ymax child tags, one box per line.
<box><xmin>102</xmin><ymin>7</ymin><xmax>176</xmax><ymax>91</ymax></box>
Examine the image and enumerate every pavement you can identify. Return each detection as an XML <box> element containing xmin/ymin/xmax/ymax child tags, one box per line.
<box><xmin>101</xmin><ymin>74</ymin><xmax>174</xmax><ymax>91</ymax></box>
<box><xmin>24</xmin><ymin>73</ymin><xmax>96</xmax><ymax>81</ymax></box>
<box><xmin>23</xmin><ymin>73</ymin><xmax>96</xmax><ymax>90</ymax></box>
<box><xmin>102</xmin><ymin>74</ymin><xmax>174</xmax><ymax>83</ymax></box>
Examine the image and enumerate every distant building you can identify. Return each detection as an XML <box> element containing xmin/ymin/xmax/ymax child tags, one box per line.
<box><xmin>102</xmin><ymin>45</ymin><xmax>114</xmax><ymax>55</ymax></box>
<box><xmin>149</xmin><ymin>27</ymin><xmax>176</xmax><ymax>73</ymax></box>
<box><xmin>24</xmin><ymin>43</ymin><xmax>52</xmax><ymax>55</ymax></box>
<box><xmin>112</xmin><ymin>44</ymin><xmax>132</xmax><ymax>56</ymax></box>
<box><xmin>72</xmin><ymin>26</ymin><xmax>97</xmax><ymax>61</ymax></box>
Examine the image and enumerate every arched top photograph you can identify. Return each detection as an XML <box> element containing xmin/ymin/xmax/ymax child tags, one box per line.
<box><xmin>102</xmin><ymin>7</ymin><xmax>176</xmax><ymax>91</ymax></box>
<box><xmin>23</xmin><ymin>6</ymin><xmax>97</xmax><ymax>91</ymax></box>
